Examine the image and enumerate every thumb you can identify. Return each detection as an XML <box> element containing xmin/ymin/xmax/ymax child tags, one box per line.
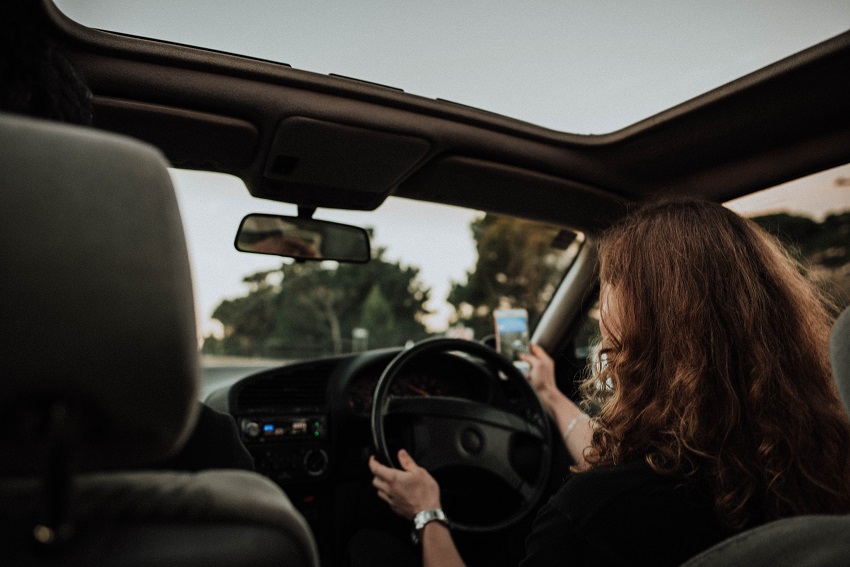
<box><xmin>397</xmin><ymin>449</ymin><xmax>417</xmax><ymax>472</ymax></box>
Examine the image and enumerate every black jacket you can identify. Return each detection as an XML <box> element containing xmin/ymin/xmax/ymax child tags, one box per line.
<box><xmin>521</xmin><ymin>460</ymin><xmax>723</xmax><ymax>566</ymax></box>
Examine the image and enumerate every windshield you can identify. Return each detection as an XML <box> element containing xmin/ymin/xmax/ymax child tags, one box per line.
<box><xmin>173</xmin><ymin>170</ymin><xmax>582</xmax><ymax>365</ymax></box>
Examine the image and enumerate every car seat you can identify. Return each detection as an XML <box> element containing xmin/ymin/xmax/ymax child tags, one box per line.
<box><xmin>680</xmin><ymin>305</ymin><xmax>850</xmax><ymax>566</ymax></box>
<box><xmin>831</xmin><ymin>306</ymin><xmax>850</xmax><ymax>413</ymax></box>
<box><xmin>0</xmin><ymin>112</ymin><xmax>319</xmax><ymax>566</ymax></box>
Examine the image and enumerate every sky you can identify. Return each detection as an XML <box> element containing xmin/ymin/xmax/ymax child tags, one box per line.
<box><xmin>726</xmin><ymin>164</ymin><xmax>850</xmax><ymax>221</ymax></box>
<box><xmin>53</xmin><ymin>1</ymin><xmax>850</xmax><ymax>336</ymax></box>
<box><xmin>55</xmin><ymin>0</ymin><xmax>850</xmax><ymax>134</ymax></box>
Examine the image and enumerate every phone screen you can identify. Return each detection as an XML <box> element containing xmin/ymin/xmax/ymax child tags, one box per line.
<box><xmin>494</xmin><ymin>308</ymin><xmax>529</xmax><ymax>363</ymax></box>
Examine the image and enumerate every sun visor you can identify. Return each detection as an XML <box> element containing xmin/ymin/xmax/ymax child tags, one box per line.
<box><xmin>256</xmin><ymin>117</ymin><xmax>430</xmax><ymax>210</ymax></box>
<box><xmin>399</xmin><ymin>155</ymin><xmax>627</xmax><ymax>233</ymax></box>
<box><xmin>93</xmin><ymin>97</ymin><xmax>258</xmax><ymax>170</ymax></box>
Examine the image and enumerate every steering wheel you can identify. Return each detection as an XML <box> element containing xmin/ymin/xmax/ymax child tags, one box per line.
<box><xmin>371</xmin><ymin>337</ymin><xmax>553</xmax><ymax>533</ymax></box>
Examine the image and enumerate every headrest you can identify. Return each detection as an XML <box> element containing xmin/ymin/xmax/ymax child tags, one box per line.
<box><xmin>0</xmin><ymin>113</ymin><xmax>199</xmax><ymax>474</ymax></box>
<box><xmin>831</xmin><ymin>306</ymin><xmax>850</xmax><ymax>415</ymax></box>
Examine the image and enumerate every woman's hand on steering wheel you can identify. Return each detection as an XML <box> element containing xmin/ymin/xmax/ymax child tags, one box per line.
<box><xmin>370</xmin><ymin>449</ymin><xmax>441</xmax><ymax>520</ymax></box>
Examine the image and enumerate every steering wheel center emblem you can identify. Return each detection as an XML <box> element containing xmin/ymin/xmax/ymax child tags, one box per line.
<box><xmin>459</xmin><ymin>428</ymin><xmax>484</xmax><ymax>455</ymax></box>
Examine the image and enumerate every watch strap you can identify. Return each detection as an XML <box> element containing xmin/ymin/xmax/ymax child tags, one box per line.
<box><xmin>411</xmin><ymin>508</ymin><xmax>448</xmax><ymax>545</ymax></box>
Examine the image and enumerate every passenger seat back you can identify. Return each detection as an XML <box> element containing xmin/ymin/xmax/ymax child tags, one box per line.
<box><xmin>0</xmin><ymin>112</ymin><xmax>318</xmax><ymax>566</ymax></box>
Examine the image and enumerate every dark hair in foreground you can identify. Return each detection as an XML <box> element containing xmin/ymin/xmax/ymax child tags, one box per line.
<box><xmin>582</xmin><ymin>199</ymin><xmax>850</xmax><ymax>532</ymax></box>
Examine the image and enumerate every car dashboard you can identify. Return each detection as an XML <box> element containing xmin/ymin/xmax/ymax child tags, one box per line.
<box><xmin>205</xmin><ymin>347</ymin><xmax>498</xmax><ymax>561</ymax></box>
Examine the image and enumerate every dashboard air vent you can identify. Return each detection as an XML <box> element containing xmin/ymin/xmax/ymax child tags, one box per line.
<box><xmin>236</xmin><ymin>361</ymin><xmax>334</xmax><ymax>411</ymax></box>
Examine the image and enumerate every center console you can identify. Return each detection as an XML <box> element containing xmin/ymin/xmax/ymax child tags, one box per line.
<box><xmin>239</xmin><ymin>414</ymin><xmax>330</xmax><ymax>482</ymax></box>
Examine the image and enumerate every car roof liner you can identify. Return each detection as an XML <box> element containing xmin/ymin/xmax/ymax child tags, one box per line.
<box><xmin>42</xmin><ymin>0</ymin><xmax>850</xmax><ymax>232</ymax></box>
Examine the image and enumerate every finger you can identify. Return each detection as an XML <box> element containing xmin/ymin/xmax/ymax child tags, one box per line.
<box><xmin>529</xmin><ymin>343</ymin><xmax>545</xmax><ymax>357</ymax></box>
<box><xmin>397</xmin><ymin>449</ymin><xmax>417</xmax><ymax>472</ymax></box>
<box><xmin>372</xmin><ymin>476</ymin><xmax>390</xmax><ymax>493</ymax></box>
<box><xmin>531</xmin><ymin>345</ymin><xmax>555</xmax><ymax>368</ymax></box>
<box><xmin>530</xmin><ymin>343</ymin><xmax>551</xmax><ymax>359</ymax></box>
<box><xmin>376</xmin><ymin>489</ymin><xmax>392</xmax><ymax>506</ymax></box>
<box><xmin>521</xmin><ymin>355</ymin><xmax>539</xmax><ymax>371</ymax></box>
<box><xmin>369</xmin><ymin>455</ymin><xmax>393</xmax><ymax>478</ymax></box>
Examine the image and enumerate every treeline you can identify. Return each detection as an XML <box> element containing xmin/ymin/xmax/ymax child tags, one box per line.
<box><xmin>752</xmin><ymin>211</ymin><xmax>850</xmax><ymax>313</ymax></box>
<box><xmin>202</xmin><ymin>247</ymin><xmax>431</xmax><ymax>359</ymax></box>
<box><xmin>202</xmin><ymin>215</ymin><xmax>579</xmax><ymax>358</ymax></box>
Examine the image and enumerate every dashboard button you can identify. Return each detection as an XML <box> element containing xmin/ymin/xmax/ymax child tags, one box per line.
<box><xmin>304</xmin><ymin>448</ymin><xmax>329</xmax><ymax>476</ymax></box>
<box><xmin>242</xmin><ymin>420</ymin><xmax>261</xmax><ymax>438</ymax></box>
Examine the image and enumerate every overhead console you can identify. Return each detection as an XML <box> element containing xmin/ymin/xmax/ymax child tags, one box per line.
<box><xmin>256</xmin><ymin>116</ymin><xmax>431</xmax><ymax>210</ymax></box>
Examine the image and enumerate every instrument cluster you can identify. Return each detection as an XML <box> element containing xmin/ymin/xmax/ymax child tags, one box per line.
<box><xmin>345</xmin><ymin>359</ymin><xmax>479</xmax><ymax>415</ymax></box>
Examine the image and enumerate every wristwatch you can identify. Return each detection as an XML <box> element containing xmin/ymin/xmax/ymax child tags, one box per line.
<box><xmin>411</xmin><ymin>508</ymin><xmax>448</xmax><ymax>545</ymax></box>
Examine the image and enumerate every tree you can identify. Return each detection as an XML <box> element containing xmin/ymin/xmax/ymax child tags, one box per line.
<box><xmin>752</xmin><ymin>212</ymin><xmax>850</xmax><ymax>266</ymax></box>
<box><xmin>752</xmin><ymin>211</ymin><xmax>850</xmax><ymax>312</ymax></box>
<box><xmin>360</xmin><ymin>285</ymin><xmax>396</xmax><ymax>346</ymax></box>
<box><xmin>204</xmin><ymin>269</ymin><xmax>279</xmax><ymax>356</ymax></box>
<box><xmin>447</xmin><ymin>214</ymin><xmax>580</xmax><ymax>338</ymax></box>
<box><xmin>203</xmin><ymin>248</ymin><xmax>432</xmax><ymax>358</ymax></box>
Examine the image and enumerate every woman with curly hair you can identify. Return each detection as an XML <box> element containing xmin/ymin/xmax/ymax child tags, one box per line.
<box><xmin>368</xmin><ymin>199</ymin><xmax>850</xmax><ymax>566</ymax></box>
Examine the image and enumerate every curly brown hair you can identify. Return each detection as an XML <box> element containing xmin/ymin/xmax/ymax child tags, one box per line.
<box><xmin>581</xmin><ymin>198</ymin><xmax>850</xmax><ymax>532</ymax></box>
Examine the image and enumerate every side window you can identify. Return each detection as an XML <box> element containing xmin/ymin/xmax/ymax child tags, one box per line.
<box><xmin>726</xmin><ymin>162</ymin><xmax>850</xmax><ymax>314</ymax></box>
<box><xmin>572</xmin><ymin>297</ymin><xmax>601</xmax><ymax>361</ymax></box>
<box><xmin>554</xmin><ymin>294</ymin><xmax>601</xmax><ymax>404</ymax></box>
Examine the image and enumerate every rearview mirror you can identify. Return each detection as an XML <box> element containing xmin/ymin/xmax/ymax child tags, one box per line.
<box><xmin>235</xmin><ymin>214</ymin><xmax>371</xmax><ymax>263</ymax></box>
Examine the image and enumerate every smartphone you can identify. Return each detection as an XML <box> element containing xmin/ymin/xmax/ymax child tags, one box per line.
<box><xmin>494</xmin><ymin>308</ymin><xmax>530</xmax><ymax>363</ymax></box>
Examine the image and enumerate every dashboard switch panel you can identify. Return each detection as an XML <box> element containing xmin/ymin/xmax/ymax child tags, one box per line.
<box><xmin>238</xmin><ymin>414</ymin><xmax>330</xmax><ymax>482</ymax></box>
